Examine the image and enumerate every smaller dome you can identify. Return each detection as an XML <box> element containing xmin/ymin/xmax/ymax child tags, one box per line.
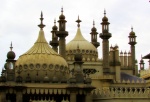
<box><xmin>59</xmin><ymin>14</ymin><xmax>65</xmax><ymax>19</ymax></box>
<box><xmin>7</xmin><ymin>51</ymin><xmax>15</xmax><ymax>59</ymax></box>
<box><xmin>52</xmin><ymin>25</ymin><xmax>58</xmax><ymax>30</ymax></box>
<box><xmin>91</xmin><ymin>27</ymin><xmax>97</xmax><ymax>31</ymax></box>
<box><xmin>129</xmin><ymin>27</ymin><xmax>136</xmax><ymax>36</ymax></box>
<box><xmin>59</xmin><ymin>8</ymin><xmax>65</xmax><ymax>19</ymax></box>
<box><xmin>129</xmin><ymin>31</ymin><xmax>135</xmax><ymax>36</ymax></box>
<box><xmin>102</xmin><ymin>16</ymin><xmax>108</xmax><ymax>22</ymax></box>
<box><xmin>52</xmin><ymin>19</ymin><xmax>58</xmax><ymax>30</ymax></box>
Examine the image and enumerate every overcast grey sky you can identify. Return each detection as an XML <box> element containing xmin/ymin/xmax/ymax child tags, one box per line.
<box><xmin>0</xmin><ymin>0</ymin><xmax>150</xmax><ymax>71</ymax></box>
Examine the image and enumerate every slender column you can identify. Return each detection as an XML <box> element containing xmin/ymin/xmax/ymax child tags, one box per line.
<box><xmin>16</xmin><ymin>91</ymin><xmax>23</xmax><ymax>102</ymax></box>
<box><xmin>131</xmin><ymin>46</ymin><xmax>135</xmax><ymax>70</ymax></box>
<box><xmin>70</xmin><ymin>92</ymin><xmax>76</xmax><ymax>102</ymax></box>
<box><xmin>102</xmin><ymin>39</ymin><xmax>110</xmax><ymax>73</ymax></box>
<box><xmin>59</xmin><ymin>37</ymin><xmax>66</xmax><ymax>59</ymax></box>
<box><xmin>85</xmin><ymin>92</ymin><xmax>92</xmax><ymax>102</ymax></box>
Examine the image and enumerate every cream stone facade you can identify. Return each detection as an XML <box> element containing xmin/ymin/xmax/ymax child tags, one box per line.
<box><xmin>0</xmin><ymin>8</ymin><xmax>149</xmax><ymax>102</ymax></box>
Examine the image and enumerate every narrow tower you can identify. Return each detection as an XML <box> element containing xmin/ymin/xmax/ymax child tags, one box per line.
<box><xmin>5</xmin><ymin>42</ymin><xmax>16</xmax><ymax>81</ymax></box>
<box><xmin>100</xmin><ymin>10</ymin><xmax>112</xmax><ymax>74</ymax></box>
<box><xmin>50</xmin><ymin>19</ymin><xmax>59</xmax><ymax>52</ymax></box>
<box><xmin>139</xmin><ymin>55</ymin><xmax>145</xmax><ymax>70</ymax></box>
<box><xmin>128</xmin><ymin>27</ymin><xmax>137</xmax><ymax>75</ymax></box>
<box><xmin>90</xmin><ymin>20</ymin><xmax>100</xmax><ymax>48</ymax></box>
<box><xmin>56</xmin><ymin>8</ymin><xmax>68</xmax><ymax>59</ymax></box>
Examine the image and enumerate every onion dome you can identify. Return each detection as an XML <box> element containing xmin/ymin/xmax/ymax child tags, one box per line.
<box><xmin>129</xmin><ymin>27</ymin><xmax>135</xmax><ymax>36</ymax></box>
<box><xmin>15</xmin><ymin>12</ymin><xmax>69</xmax><ymax>82</ymax></box>
<box><xmin>59</xmin><ymin>8</ymin><xmax>65</xmax><ymax>19</ymax></box>
<box><xmin>52</xmin><ymin>19</ymin><xmax>58</xmax><ymax>30</ymax></box>
<box><xmin>66</xmin><ymin>16</ymin><xmax>98</xmax><ymax>61</ymax></box>
<box><xmin>91</xmin><ymin>20</ymin><xmax>97</xmax><ymax>31</ymax></box>
<box><xmin>102</xmin><ymin>10</ymin><xmax>108</xmax><ymax>22</ymax></box>
<box><xmin>7</xmin><ymin>42</ymin><xmax>16</xmax><ymax>60</ymax></box>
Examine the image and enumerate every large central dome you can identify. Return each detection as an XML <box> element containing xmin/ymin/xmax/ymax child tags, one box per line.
<box><xmin>66</xmin><ymin>18</ymin><xmax>98</xmax><ymax>61</ymax></box>
<box><xmin>15</xmin><ymin>13</ymin><xmax>69</xmax><ymax>83</ymax></box>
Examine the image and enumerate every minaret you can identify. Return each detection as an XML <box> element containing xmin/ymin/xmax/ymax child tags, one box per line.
<box><xmin>5</xmin><ymin>42</ymin><xmax>16</xmax><ymax>81</ymax></box>
<box><xmin>90</xmin><ymin>20</ymin><xmax>100</xmax><ymax>48</ymax></box>
<box><xmin>56</xmin><ymin>8</ymin><xmax>68</xmax><ymax>59</ymax></box>
<box><xmin>50</xmin><ymin>19</ymin><xmax>59</xmax><ymax>52</ymax></box>
<box><xmin>128</xmin><ymin>27</ymin><xmax>137</xmax><ymax>75</ymax></box>
<box><xmin>139</xmin><ymin>55</ymin><xmax>145</xmax><ymax>70</ymax></box>
<box><xmin>100</xmin><ymin>10</ymin><xmax>112</xmax><ymax>74</ymax></box>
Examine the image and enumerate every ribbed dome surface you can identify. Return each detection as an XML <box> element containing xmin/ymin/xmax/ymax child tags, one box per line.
<box><xmin>15</xmin><ymin>29</ymin><xmax>69</xmax><ymax>82</ymax></box>
<box><xmin>66</xmin><ymin>28</ymin><xmax>98</xmax><ymax>61</ymax></box>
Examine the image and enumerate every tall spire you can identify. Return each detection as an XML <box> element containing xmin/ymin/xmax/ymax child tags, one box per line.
<box><xmin>104</xmin><ymin>9</ymin><xmax>106</xmax><ymax>16</ymax></box>
<box><xmin>131</xmin><ymin>26</ymin><xmax>133</xmax><ymax>31</ymax></box>
<box><xmin>38</xmin><ymin>11</ymin><xmax>45</xmax><ymax>30</ymax></box>
<box><xmin>76</xmin><ymin>16</ymin><xmax>81</xmax><ymax>28</ymax></box>
<box><xmin>10</xmin><ymin>42</ymin><xmax>13</xmax><ymax>51</ymax></box>
<box><xmin>61</xmin><ymin>7</ymin><xmax>63</xmax><ymax>14</ymax></box>
<box><xmin>93</xmin><ymin>20</ymin><xmax>95</xmax><ymax>27</ymax></box>
<box><xmin>54</xmin><ymin>19</ymin><xmax>56</xmax><ymax>26</ymax></box>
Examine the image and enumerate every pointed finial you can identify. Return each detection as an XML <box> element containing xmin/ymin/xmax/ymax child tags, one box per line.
<box><xmin>61</xmin><ymin>7</ymin><xmax>63</xmax><ymax>14</ymax></box>
<box><xmin>93</xmin><ymin>20</ymin><xmax>95</xmax><ymax>27</ymax></box>
<box><xmin>131</xmin><ymin>26</ymin><xmax>133</xmax><ymax>31</ymax></box>
<box><xmin>76</xmin><ymin>15</ymin><xmax>81</xmax><ymax>28</ymax></box>
<box><xmin>54</xmin><ymin>18</ymin><xmax>56</xmax><ymax>25</ymax></box>
<box><xmin>10</xmin><ymin>42</ymin><xmax>13</xmax><ymax>51</ymax></box>
<box><xmin>38</xmin><ymin>11</ymin><xmax>45</xmax><ymax>29</ymax></box>
<box><xmin>104</xmin><ymin>9</ymin><xmax>106</xmax><ymax>16</ymax></box>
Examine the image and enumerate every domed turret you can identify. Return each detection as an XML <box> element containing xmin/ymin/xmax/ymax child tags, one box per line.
<box><xmin>59</xmin><ymin>8</ymin><xmax>65</xmax><ymax>19</ymax></box>
<box><xmin>52</xmin><ymin>19</ymin><xmax>58</xmax><ymax>30</ymax></box>
<box><xmin>7</xmin><ymin>42</ymin><xmax>16</xmax><ymax>60</ymax></box>
<box><xmin>15</xmin><ymin>12</ymin><xmax>69</xmax><ymax>83</ymax></box>
<box><xmin>129</xmin><ymin>27</ymin><xmax>135</xmax><ymax>36</ymax></box>
<box><xmin>102</xmin><ymin>10</ymin><xmax>108</xmax><ymax>22</ymax></box>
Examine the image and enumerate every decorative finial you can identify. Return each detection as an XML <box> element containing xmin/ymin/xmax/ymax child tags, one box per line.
<box><xmin>104</xmin><ymin>9</ymin><xmax>106</xmax><ymax>16</ymax></box>
<box><xmin>76</xmin><ymin>16</ymin><xmax>81</xmax><ymax>28</ymax></box>
<box><xmin>38</xmin><ymin>11</ymin><xmax>45</xmax><ymax>29</ymax></box>
<box><xmin>61</xmin><ymin>7</ymin><xmax>63</xmax><ymax>14</ymax></box>
<box><xmin>131</xmin><ymin>26</ymin><xmax>133</xmax><ymax>31</ymax></box>
<box><xmin>93</xmin><ymin>20</ymin><xmax>95</xmax><ymax>27</ymax></box>
<box><xmin>10</xmin><ymin>42</ymin><xmax>13</xmax><ymax>51</ymax></box>
<box><xmin>54</xmin><ymin>19</ymin><xmax>56</xmax><ymax>25</ymax></box>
